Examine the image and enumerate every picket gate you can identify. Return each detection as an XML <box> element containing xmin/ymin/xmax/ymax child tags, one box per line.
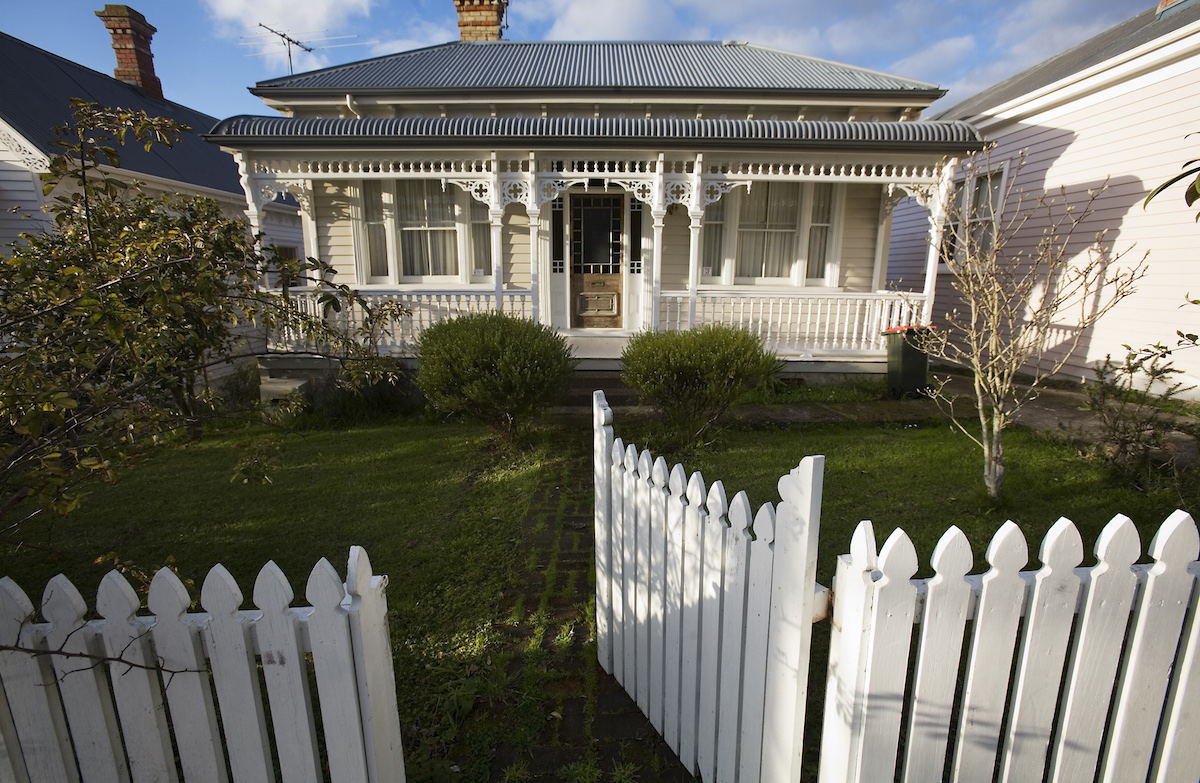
<box><xmin>0</xmin><ymin>546</ymin><xmax>405</xmax><ymax>783</ymax></box>
<box><xmin>594</xmin><ymin>389</ymin><xmax>1200</xmax><ymax>783</ymax></box>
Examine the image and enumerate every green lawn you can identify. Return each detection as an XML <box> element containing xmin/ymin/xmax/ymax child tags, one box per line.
<box><xmin>1</xmin><ymin>410</ymin><xmax>1194</xmax><ymax>779</ymax></box>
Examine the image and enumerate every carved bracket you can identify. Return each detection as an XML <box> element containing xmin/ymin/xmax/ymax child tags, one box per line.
<box><xmin>443</xmin><ymin>178</ymin><xmax>495</xmax><ymax>208</ymax></box>
<box><xmin>663</xmin><ymin>178</ymin><xmax>693</xmax><ymax>208</ymax></box>
<box><xmin>608</xmin><ymin>179</ymin><xmax>655</xmax><ymax>204</ymax></box>
<box><xmin>701</xmin><ymin>179</ymin><xmax>751</xmax><ymax>206</ymax></box>
<box><xmin>0</xmin><ymin>129</ymin><xmax>49</xmax><ymax>173</ymax></box>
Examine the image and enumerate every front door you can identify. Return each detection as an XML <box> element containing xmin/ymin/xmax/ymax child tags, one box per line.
<box><xmin>570</xmin><ymin>195</ymin><xmax>623</xmax><ymax>328</ymax></box>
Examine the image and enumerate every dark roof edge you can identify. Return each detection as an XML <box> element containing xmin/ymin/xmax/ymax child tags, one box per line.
<box><xmin>250</xmin><ymin>85</ymin><xmax>947</xmax><ymax>101</ymax></box>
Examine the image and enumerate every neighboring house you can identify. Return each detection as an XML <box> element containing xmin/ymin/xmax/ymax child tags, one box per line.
<box><xmin>887</xmin><ymin>0</ymin><xmax>1200</xmax><ymax>392</ymax></box>
<box><xmin>0</xmin><ymin>5</ymin><xmax>303</xmax><ymax>257</ymax></box>
<box><xmin>209</xmin><ymin>0</ymin><xmax>982</xmax><ymax>371</ymax></box>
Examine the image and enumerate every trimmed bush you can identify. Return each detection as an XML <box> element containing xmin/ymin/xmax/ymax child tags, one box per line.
<box><xmin>416</xmin><ymin>313</ymin><xmax>577</xmax><ymax>439</ymax></box>
<box><xmin>621</xmin><ymin>325</ymin><xmax>780</xmax><ymax>445</ymax></box>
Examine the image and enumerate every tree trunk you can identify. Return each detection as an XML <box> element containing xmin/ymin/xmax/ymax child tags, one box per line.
<box><xmin>172</xmin><ymin>376</ymin><xmax>202</xmax><ymax>442</ymax></box>
<box><xmin>984</xmin><ymin>413</ymin><xmax>1005</xmax><ymax>499</ymax></box>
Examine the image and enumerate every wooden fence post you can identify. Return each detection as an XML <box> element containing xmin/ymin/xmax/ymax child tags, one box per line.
<box><xmin>761</xmin><ymin>455</ymin><xmax>824</xmax><ymax>783</ymax></box>
<box><xmin>346</xmin><ymin>546</ymin><xmax>407</xmax><ymax>783</ymax></box>
<box><xmin>593</xmin><ymin>391</ymin><xmax>615</xmax><ymax>675</ymax></box>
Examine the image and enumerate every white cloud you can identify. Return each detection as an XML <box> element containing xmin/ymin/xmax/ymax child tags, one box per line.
<box><xmin>203</xmin><ymin>0</ymin><xmax>374</xmax><ymax>72</ymax></box>
<box><xmin>370</xmin><ymin>20</ymin><xmax>458</xmax><ymax>56</ymax></box>
<box><xmin>888</xmin><ymin>35</ymin><xmax>976</xmax><ymax>83</ymax></box>
<box><xmin>540</xmin><ymin>0</ymin><xmax>688</xmax><ymax>41</ymax></box>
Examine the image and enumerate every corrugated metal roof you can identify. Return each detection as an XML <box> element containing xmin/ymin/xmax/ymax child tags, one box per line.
<box><xmin>252</xmin><ymin>41</ymin><xmax>942</xmax><ymax>97</ymax></box>
<box><xmin>207</xmin><ymin>115</ymin><xmax>983</xmax><ymax>151</ymax></box>
<box><xmin>0</xmin><ymin>31</ymin><xmax>242</xmax><ymax>195</ymax></box>
<box><xmin>938</xmin><ymin>2</ymin><xmax>1200</xmax><ymax>120</ymax></box>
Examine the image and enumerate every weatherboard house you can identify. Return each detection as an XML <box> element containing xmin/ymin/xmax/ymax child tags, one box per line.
<box><xmin>209</xmin><ymin>0</ymin><xmax>983</xmax><ymax>369</ymax></box>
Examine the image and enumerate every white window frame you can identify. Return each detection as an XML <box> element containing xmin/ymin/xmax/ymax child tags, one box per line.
<box><xmin>354</xmin><ymin>179</ymin><xmax>493</xmax><ymax>286</ymax></box>
<box><xmin>941</xmin><ymin>161</ymin><xmax>1009</xmax><ymax>269</ymax></box>
<box><xmin>700</xmin><ymin>182</ymin><xmax>845</xmax><ymax>288</ymax></box>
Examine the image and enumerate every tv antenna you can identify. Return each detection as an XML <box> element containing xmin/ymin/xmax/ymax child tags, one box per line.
<box><xmin>242</xmin><ymin>23</ymin><xmax>374</xmax><ymax>74</ymax></box>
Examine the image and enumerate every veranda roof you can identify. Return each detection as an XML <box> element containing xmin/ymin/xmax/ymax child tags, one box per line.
<box><xmin>250</xmin><ymin>41</ymin><xmax>944</xmax><ymax>101</ymax></box>
<box><xmin>207</xmin><ymin>116</ymin><xmax>984</xmax><ymax>153</ymax></box>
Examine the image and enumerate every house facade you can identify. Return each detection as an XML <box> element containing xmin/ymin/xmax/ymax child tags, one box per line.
<box><xmin>0</xmin><ymin>6</ymin><xmax>303</xmax><ymax>259</ymax></box>
<box><xmin>211</xmin><ymin>0</ymin><xmax>982</xmax><ymax>369</ymax></box>
<box><xmin>887</xmin><ymin>0</ymin><xmax>1200</xmax><ymax>392</ymax></box>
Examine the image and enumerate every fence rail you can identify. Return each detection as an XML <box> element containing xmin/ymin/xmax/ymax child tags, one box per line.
<box><xmin>659</xmin><ymin>291</ymin><xmax>926</xmax><ymax>355</ymax></box>
<box><xmin>593</xmin><ymin>391</ymin><xmax>824</xmax><ymax>783</ymax></box>
<box><xmin>0</xmin><ymin>547</ymin><xmax>405</xmax><ymax>783</ymax></box>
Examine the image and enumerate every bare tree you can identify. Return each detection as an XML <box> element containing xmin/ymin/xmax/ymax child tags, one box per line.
<box><xmin>916</xmin><ymin>151</ymin><xmax>1147</xmax><ymax>498</ymax></box>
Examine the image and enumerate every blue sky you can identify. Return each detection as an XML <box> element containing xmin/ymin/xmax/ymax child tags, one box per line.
<box><xmin>3</xmin><ymin>0</ymin><xmax>1149</xmax><ymax>121</ymax></box>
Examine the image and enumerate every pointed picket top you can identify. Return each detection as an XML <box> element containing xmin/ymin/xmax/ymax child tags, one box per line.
<box><xmin>652</xmin><ymin>456</ymin><xmax>669</xmax><ymax>488</ymax></box>
<box><xmin>624</xmin><ymin>444</ymin><xmax>639</xmax><ymax>473</ymax></box>
<box><xmin>593</xmin><ymin>390</ymin><xmax>613</xmax><ymax>426</ymax></box>
<box><xmin>147</xmin><ymin>567</ymin><xmax>192</xmax><ymax>620</ymax></box>
<box><xmin>1094</xmin><ymin>514</ymin><xmax>1140</xmax><ymax>569</ymax></box>
<box><xmin>849</xmin><ymin>520</ymin><xmax>878</xmax><ymax>571</ymax></box>
<box><xmin>728</xmin><ymin>491</ymin><xmax>753</xmax><ymax>537</ymax></box>
<box><xmin>778</xmin><ymin>455</ymin><xmax>824</xmax><ymax>508</ymax></box>
<box><xmin>686</xmin><ymin>471</ymin><xmax>707</xmax><ymax>509</ymax></box>
<box><xmin>752</xmin><ymin>503</ymin><xmax>776</xmax><ymax>546</ymax></box>
<box><xmin>253</xmin><ymin>561</ymin><xmax>295</xmax><ymax>614</ymax></box>
<box><xmin>930</xmin><ymin>526</ymin><xmax>973</xmax><ymax>579</ymax></box>
<box><xmin>878</xmin><ymin>529</ymin><xmax>919</xmax><ymax>583</ymax></box>
<box><xmin>96</xmin><ymin>570</ymin><xmax>141</xmax><ymax>625</ymax></box>
<box><xmin>348</xmin><ymin>545</ymin><xmax>385</xmax><ymax>597</ymax></box>
<box><xmin>986</xmin><ymin>521</ymin><xmax>1029</xmax><ymax>572</ymax></box>
<box><xmin>201</xmin><ymin>564</ymin><xmax>245</xmax><ymax>618</ymax></box>
<box><xmin>42</xmin><ymin>574</ymin><xmax>88</xmax><ymax>640</ymax></box>
<box><xmin>1038</xmin><ymin>518</ymin><xmax>1085</xmax><ymax>573</ymax></box>
<box><xmin>668</xmin><ymin>463</ymin><xmax>687</xmax><ymax>499</ymax></box>
<box><xmin>706</xmin><ymin>480</ymin><xmax>729</xmax><ymax>522</ymax></box>
<box><xmin>306</xmin><ymin>558</ymin><xmax>347</xmax><ymax>610</ymax></box>
<box><xmin>0</xmin><ymin>576</ymin><xmax>36</xmax><ymax>640</ymax></box>
<box><xmin>638</xmin><ymin>449</ymin><xmax>653</xmax><ymax>480</ymax></box>
<box><xmin>612</xmin><ymin>437</ymin><xmax>626</xmax><ymax>468</ymax></box>
<box><xmin>1148</xmin><ymin>510</ymin><xmax>1200</xmax><ymax>569</ymax></box>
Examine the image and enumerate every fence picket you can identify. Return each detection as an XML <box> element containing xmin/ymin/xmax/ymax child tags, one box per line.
<box><xmin>761</xmin><ymin>457</ymin><xmax>823</xmax><ymax>783</ymax></box>
<box><xmin>951</xmin><ymin>521</ymin><xmax>1028</xmax><ymax>783</ymax></box>
<box><xmin>635</xmin><ymin>449</ymin><xmax>654</xmax><ymax>715</ymax></box>
<box><xmin>1153</xmin><ymin>562</ymin><xmax>1200</xmax><ymax>782</ymax></box>
<box><xmin>716</xmin><ymin>492</ymin><xmax>753</xmax><ymax>783</ymax></box>
<box><xmin>678</xmin><ymin>471</ymin><xmax>707</xmax><ymax>776</ymax></box>
<box><xmin>648</xmin><ymin>456</ymin><xmax>670</xmax><ymax>734</ymax></box>
<box><xmin>306</xmin><ymin>559</ymin><xmax>370</xmax><ymax>783</ymax></box>
<box><xmin>697</xmin><ymin>480</ymin><xmax>729</xmax><ymax>783</ymax></box>
<box><xmin>900</xmin><ymin>526</ymin><xmax>972</xmax><ymax>783</ymax></box>
<box><xmin>0</xmin><ymin>578</ymin><xmax>75</xmax><ymax>783</ymax></box>
<box><xmin>252</xmin><ymin>562</ymin><xmax>322</xmax><ymax>783</ymax></box>
<box><xmin>0</xmin><ymin>666</ymin><xmax>29</xmax><ymax>783</ymax></box>
<box><xmin>201</xmin><ymin>565</ymin><xmax>275</xmax><ymax>783</ymax></box>
<box><xmin>593</xmin><ymin>392</ymin><xmax>615</xmax><ymax>675</ymax></box>
<box><xmin>999</xmin><ymin>518</ymin><xmax>1084</xmax><ymax>782</ymax></box>
<box><xmin>146</xmin><ymin>569</ymin><xmax>229</xmax><ymax>783</ymax></box>
<box><xmin>610</xmin><ymin>438</ymin><xmax>627</xmax><ymax>686</ymax></box>
<box><xmin>1100</xmin><ymin>510</ymin><xmax>1199</xmax><ymax>783</ymax></box>
<box><xmin>346</xmin><ymin>546</ymin><xmax>407</xmax><ymax>783</ymax></box>
<box><xmin>858</xmin><ymin>529</ymin><xmax>919</xmax><ymax>783</ymax></box>
<box><xmin>95</xmin><ymin>572</ymin><xmax>177</xmax><ymax>783</ymax></box>
<box><xmin>738</xmin><ymin>503</ymin><xmax>777</xmax><ymax>783</ymax></box>
<box><xmin>42</xmin><ymin>575</ymin><xmax>129</xmax><ymax>783</ymax></box>
<box><xmin>622</xmin><ymin>444</ymin><xmax>640</xmax><ymax>700</ymax></box>
<box><xmin>1049</xmin><ymin>515</ymin><xmax>1140</xmax><ymax>783</ymax></box>
<box><xmin>662</xmin><ymin>464</ymin><xmax>688</xmax><ymax>756</ymax></box>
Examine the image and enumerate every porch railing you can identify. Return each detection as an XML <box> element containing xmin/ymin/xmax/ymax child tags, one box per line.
<box><xmin>275</xmin><ymin>288</ymin><xmax>534</xmax><ymax>354</ymax></box>
<box><xmin>660</xmin><ymin>291</ymin><xmax>927</xmax><ymax>356</ymax></box>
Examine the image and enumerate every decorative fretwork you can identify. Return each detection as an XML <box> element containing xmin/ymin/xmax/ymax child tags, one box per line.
<box><xmin>499</xmin><ymin>177</ymin><xmax>531</xmax><ymax>209</ymax></box>
<box><xmin>0</xmin><ymin>129</ymin><xmax>49</xmax><ymax>173</ymax></box>
<box><xmin>701</xmin><ymin>180</ymin><xmax>751</xmax><ymax>206</ymax></box>
<box><xmin>609</xmin><ymin>179</ymin><xmax>655</xmax><ymax>204</ymax></box>
<box><xmin>664</xmin><ymin>179</ymin><xmax>693</xmax><ymax>207</ymax></box>
<box><xmin>701</xmin><ymin>160</ymin><xmax>944</xmax><ymax>182</ymax></box>
<box><xmin>444</xmin><ymin>178</ymin><xmax>494</xmax><ymax>208</ymax></box>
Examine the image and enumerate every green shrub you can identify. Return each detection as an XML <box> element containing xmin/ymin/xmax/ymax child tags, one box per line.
<box><xmin>621</xmin><ymin>325</ymin><xmax>780</xmax><ymax>445</ymax></box>
<box><xmin>416</xmin><ymin>313</ymin><xmax>576</xmax><ymax>440</ymax></box>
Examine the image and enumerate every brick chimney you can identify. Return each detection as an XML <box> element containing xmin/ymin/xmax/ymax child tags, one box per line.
<box><xmin>95</xmin><ymin>5</ymin><xmax>163</xmax><ymax>99</ymax></box>
<box><xmin>452</xmin><ymin>0</ymin><xmax>508</xmax><ymax>41</ymax></box>
<box><xmin>1158</xmin><ymin>0</ymin><xmax>1195</xmax><ymax>16</ymax></box>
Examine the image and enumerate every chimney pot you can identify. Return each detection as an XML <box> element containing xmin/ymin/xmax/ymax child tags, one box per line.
<box><xmin>95</xmin><ymin>4</ymin><xmax>163</xmax><ymax>99</ymax></box>
<box><xmin>452</xmin><ymin>0</ymin><xmax>508</xmax><ymax>41</ymax></box>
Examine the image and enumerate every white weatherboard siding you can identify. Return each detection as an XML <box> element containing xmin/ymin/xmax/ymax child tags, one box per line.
<box><xmin>659</xmin><ymin>208</ymin><xmax>691</xmax><ymax>290</ymax></box>
<box><xmin>502</xmin><ymin>205</ymin><xmax>530</xmax><ymax>289</ymax></box>
<box><xmin>891</xmin><ymin>46</ymin><xmax>1200</xmax><ymax>393</ymax></box>
<box><xmin>840</xmin><ymin>184</ymin><xmax>881</xmax><ymax>289</ymax></box>
<box><xmin>315</xmin><ymin>181</ymin><xmax>357</xmax><ymax>281</ymax></box>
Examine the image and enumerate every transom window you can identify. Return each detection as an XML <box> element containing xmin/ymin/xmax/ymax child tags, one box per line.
<box><xmin>702</xmin><ymin>182</ymin><xmax>842</xmax><ymax>286</ymax></box>
<box><xmin>359</xmin><ymin>180</ymin><xmax>492</xmax><ymax>284</ymax></box>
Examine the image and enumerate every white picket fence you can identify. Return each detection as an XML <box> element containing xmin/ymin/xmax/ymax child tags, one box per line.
<box><xmin>593</xmin><ymin>389</ymin><xmax>1200</xmax><ymax>783</ymax></box>
<box><xmin>0</xmin><ymin>546</ymin><xmax>405</xmax><ymax>783</ymax></box>
<box><xmin>592</xmin><ymin>391</ymin><xmax>826</xmax><ymax>783</ymax></box>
